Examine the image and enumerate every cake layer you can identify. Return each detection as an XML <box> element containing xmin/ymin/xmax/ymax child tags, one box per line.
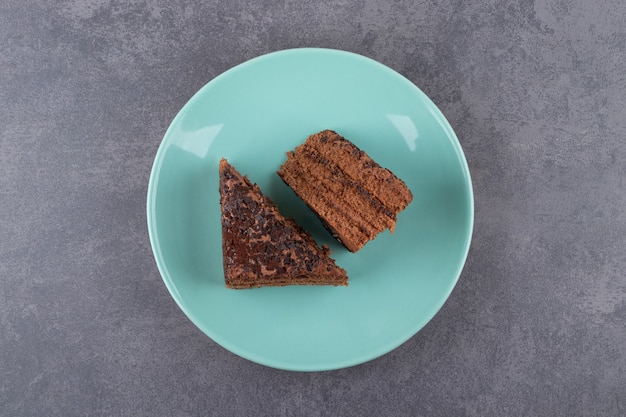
<box><xmin>299</xmin><ymin>131</ymin><xmax>412</xmax><ymax>214</ymax></box>
<box><xmin>219</xmin><ymin>158</ymin><xmax>348</xmax><ymax>288</ymax></box>
<box><xmin>277</xmin><ymin>156</ymin><xmax>377</xmax><ymax>251</ymax></box>
<box><xmin>277</xmin><ymin>130</ymin><xmax>413</xmax><ymax>252</ymax></box>
<box><xmin>226</xmin><ymin>275</ymin><xmax>347</xmax><ymax>289</ymax></box>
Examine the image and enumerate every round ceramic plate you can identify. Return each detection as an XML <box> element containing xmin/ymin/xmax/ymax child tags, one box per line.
<box><xmin>147</xmin><ymin>48</ymin><xmax>473</xmax><ymax>371</ymax></box>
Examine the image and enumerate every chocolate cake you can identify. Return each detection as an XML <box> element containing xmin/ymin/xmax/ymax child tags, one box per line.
<box><xmin>277</xmin><ymin>130</ymin><xmax>413</xmax><ymax>252</ymax></box>
<box><xmin>219</xmin><ymin>159</ymin><xmax>348</xmax><ymax>289</ymax></box>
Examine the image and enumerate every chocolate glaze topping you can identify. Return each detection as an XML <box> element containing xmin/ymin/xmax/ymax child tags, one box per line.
<box><xmin>219</xmin><ymin>159</ymin><xmax>347</xmax><ymax>289</ymax></box>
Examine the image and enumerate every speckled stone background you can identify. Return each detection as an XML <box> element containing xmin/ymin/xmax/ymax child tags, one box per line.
<box><xmin>1</xmin><ymin>0</ymin><xmax>625</xmax><ymax>416</ymax></box>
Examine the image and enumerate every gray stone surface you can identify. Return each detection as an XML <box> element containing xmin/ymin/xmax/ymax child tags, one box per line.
<box><xmin>1</xmin><ymin>0</ymin><xmax>625</xmax><ymax>415</ymax></box>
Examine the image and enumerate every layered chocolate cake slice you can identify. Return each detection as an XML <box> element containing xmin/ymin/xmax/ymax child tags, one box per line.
<box><xmin>219</xmin><ymin>159</ymin><xmax>348</xmax><ymax>289</ymax></box>
<box><xmin>277</xmin><ymin>130</ymin><xmax>413</xmax><ymax>252</ymax></box>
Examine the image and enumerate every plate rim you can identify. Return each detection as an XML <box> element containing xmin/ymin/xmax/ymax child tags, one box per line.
<box><xmin>146</xmin><ymin>47</ymin><xmax>475</xmax><ymax>371</ymax></box>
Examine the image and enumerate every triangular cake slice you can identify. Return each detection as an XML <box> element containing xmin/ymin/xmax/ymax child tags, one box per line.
<box><xmin>219</xmin><ymin>158</ymin><xmax>348</xmax><ymax>289</ymax></box>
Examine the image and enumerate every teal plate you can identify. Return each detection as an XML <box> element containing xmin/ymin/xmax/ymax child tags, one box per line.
<box><xmin>147</xmin><ymin>48</ymin><xmax>473</xmax><ymax>371</ymax></box>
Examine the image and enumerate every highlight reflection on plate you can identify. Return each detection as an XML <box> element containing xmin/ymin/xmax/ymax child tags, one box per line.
<box><xmin>147</xmin><ymin>48</ymin><xmax>473</xmax><ymax>371</ymax></box>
